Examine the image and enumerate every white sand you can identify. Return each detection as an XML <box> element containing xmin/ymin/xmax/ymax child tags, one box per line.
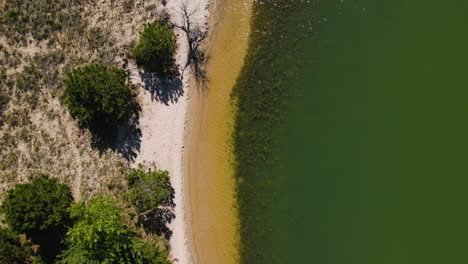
<box><xmin>129</xmin><ymin>0</ymin><xmax>209</xmax><ymax>263</ymax></box>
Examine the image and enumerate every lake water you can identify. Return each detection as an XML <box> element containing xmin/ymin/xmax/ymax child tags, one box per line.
<box><xmin>234</xmin><ymin>0</ymin><xmax>468</xmax><ymax>263</ymax></box>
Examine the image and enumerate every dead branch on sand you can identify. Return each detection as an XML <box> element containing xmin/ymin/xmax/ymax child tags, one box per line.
<box><xmin>169</xmin><ymin>2</ymin><xmax>208</xmax><ymax>89</ymax></box>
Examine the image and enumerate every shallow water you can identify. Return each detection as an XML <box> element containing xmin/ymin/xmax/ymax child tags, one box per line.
<box><xmin>234</xmin><ymin>0</ymin><xmax>468</xmax><ymax>263</ymax></box>
<box><xmin>187</xmin><ymin>0</ymin><xmax>251</xmax><ymax>263</ymax></box>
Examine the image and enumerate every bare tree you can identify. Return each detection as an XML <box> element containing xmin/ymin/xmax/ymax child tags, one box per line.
<box><xmin>169</xmin><ymin>1</ymin><xmax>209</xmax><ymax>89</ymax></box>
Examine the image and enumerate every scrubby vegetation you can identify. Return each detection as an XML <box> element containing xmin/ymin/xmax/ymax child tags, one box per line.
<box><xmin>63</xmin><ymin>64</ymin><xmax>138</xmax><ymax>134</ymax></box>
<box><xmin>0</xmin><ymin>91</ymin><xmax>8</xmax><ymax>126</ymax></box>
<box><xmin>0</xmin><ymin>0</ymin><xmax>165</xmax><ymax>197</ymax></box>
<box><xmin>0</xmin><ymin>0</ymin><xmax>181</xmax><ymax>263</ymax></box>
<box><xmin>132</xmin><ymin>21</ymin><xmax>177</xmax><ymax>77</ymax></box>
<box><xmin>0</xmin><ymin>0</ymin><xmax>84</xmax><ymax>44</ymax></box>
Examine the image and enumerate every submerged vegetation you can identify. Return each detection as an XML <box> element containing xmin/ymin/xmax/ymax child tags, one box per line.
<box><xmin>231</xmin><ymin>1</ymin><xmax>309</xmax><ymax>263</ymax></box>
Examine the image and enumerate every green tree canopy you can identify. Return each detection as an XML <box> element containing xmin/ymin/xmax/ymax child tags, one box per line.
<box><xmin>0</xmin><ymin>228</ymin><xmax>43</xmax><ymax>264</ymax></box>
<box><xmin>63</xmin><ymin>64</ymin><xmax>138</xmax><ymax>132</ymax></box>
<box><xmin>126</xmin><ymin>165</ymin><xmax>173</xmax><ymax>214</ymax></box>
<box><xmin>132</xmin><ymin>21</ymin><xmax>177</xmax><ymax>76</ymax></box>
<box><xmin>58</xmin><ymin>196</ymin><xmax>171</xmax><ymax>264</ymax></box>
<box><xmin>1</xmin><ymin>175</ymin><xmax>72</xmax><ymax>235</ymax></box>
<box><xmin>1</xmin><ymin>175</ymin><xmax>72</xmax><ymax>262</ymax></box>
<box><xmin>62</xmin><ymin>196</ymin><xmax>135</xmax><ymax>262</ymax></box>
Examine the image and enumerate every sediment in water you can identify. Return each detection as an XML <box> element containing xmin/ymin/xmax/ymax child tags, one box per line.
<box><xmin>185</xmin><ymin>0</ymin><xmax>252</xmax><ymax>263</ymax></box>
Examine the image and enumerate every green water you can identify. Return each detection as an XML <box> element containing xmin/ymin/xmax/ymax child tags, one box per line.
<box><xmin>234</xmin><ymin>0</ymin><xmax>468</xmax><ymax>263</ymax></box>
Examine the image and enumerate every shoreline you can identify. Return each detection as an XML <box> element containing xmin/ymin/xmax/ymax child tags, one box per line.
<box><xmin>185</xmin><ymin>0</ymin><xmax>252</xmax><ymax>263</ymax></box>
<box><xmin>130</xmin><ymin>0</ymin><xmax>209</xmax><ymax>263</ymax></box>
<box><xmin>131</xmin><ymin>0</ymin><xmax>251</xmax><ymax>262</ymax></box>
<box><xmin>183</xmin><ymin>0</ymin><xmax>222</xmax><ymax>262</ymax></box>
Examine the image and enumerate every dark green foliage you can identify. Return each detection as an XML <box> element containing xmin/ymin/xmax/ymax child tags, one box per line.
<box><xmin>58</xmin><ymin>196</ymin><xmax>171</xmax><ymax>264</ymax></box>
<box><xmin>1</xmin><ymin>175</ymin><xmax>72</xmax><ymax>235</ymax></box>
<box><xmin>63</xmin><ymin>64</ymin><xmax>138</xmax><ymax>132</ymax></box>
<box><xmin>0</xmin><ymin>228</ymin><xmax>43</xmax><ymax>264</ymax></box>
<box><xmin>139</xmin><ymin>241</ymin><xmax>172</xmax><ymax>264</ymax></box>
<box><xmin>126</xmin><ymin>165</ymin><xmax>173</xmax><ymax>214</ymax></box>
<box><xmin>132</xmin><ymin>22</ymin><xmax>177</xmax><ymax>76</ymax></box>
<box><xmin>1</xmin><ymin>175</ymin><xmax>73</xmax><ymax>262</ymax></box>
<box><xmin>125</xmin><ymin>166</ymin><xmax>174</xmax><ymax>239</ymax></box>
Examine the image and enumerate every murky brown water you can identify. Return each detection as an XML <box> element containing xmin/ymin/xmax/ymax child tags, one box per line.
<box><xmin>186</xmin><ymin>0</ymin><xmax>252</xmax><ymax>263</ymax></box>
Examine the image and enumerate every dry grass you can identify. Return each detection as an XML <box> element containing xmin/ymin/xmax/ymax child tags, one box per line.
<box><xmin>0</xmin><ymin>0</ymin><xmax>166</xmax><ymax>201</ymax></box>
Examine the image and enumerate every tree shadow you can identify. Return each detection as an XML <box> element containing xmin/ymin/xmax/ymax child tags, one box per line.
<box><xmin>89</xmin><ymin>113</ymin><xmax>142</xmax><ymax>162</ymax></box>
<box><xmin>137</xmin><ymin>185</ymin><xmax>175</xmax><ymax>239</ymax></box>
<box><xmin>29</xmin><ymin>227</ymin><xmax>68</xmax><ymax>263</ymax></box>
<box><xmin>140</xmin><ymin>72</ymin><xmax>184</xmax><ymax>106</ymax></box>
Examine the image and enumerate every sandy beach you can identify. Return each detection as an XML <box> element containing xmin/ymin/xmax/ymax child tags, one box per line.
<box><xmin>185</xmin><ymin>0</ymin><xmax>252</xmax><ymax>263</ymax></box>
<box><xmin>129</xmin><ymin>0</ymin><xmax>251</xmax><ymax>262</ymax></box>
<box><xmin>129</xmin><ymin>0</ymin><xmax>209</xmax><ymax>263</ymax></box>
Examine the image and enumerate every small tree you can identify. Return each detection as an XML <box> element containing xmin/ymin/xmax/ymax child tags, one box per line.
<box><xmin>126</xmin><ymin>165</ymin><xmax>173</xmax><ymax>215</ymax></box>
<box><xmin>1</xmin><ymin>175</ymin><xmax>73</xmax><ymax>262</ymax></box>
<box><xmin>63</xmin><ymin>64</ymin><xmax>137</xmax><ymax>133</ymax></box>
<box><xmin>132</xmin><ymin>21</ymin><xmax>177</xmax><ymax>76</ymax></box>
<box><xmin>58</xmin><ymin>196</ymin><xmax>138</xmax><ymax>263</ymax></box>
<box><xmin>126</xmin><ymin>165</ymin><xmax>174</xmax><ymax>238</ymax></box>
<box><xmin>58</xmin><ymin>196</ymin><xmax>171</xmax><ymax>264</ymax></box>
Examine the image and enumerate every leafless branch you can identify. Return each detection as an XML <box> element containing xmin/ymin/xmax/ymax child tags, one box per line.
<box><xmin>168</xmin><ymin>1</ymin><xmax>209</xmax><ymax>90</ymax></box>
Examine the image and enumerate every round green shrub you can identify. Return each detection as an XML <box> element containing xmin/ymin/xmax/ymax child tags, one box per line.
<box><xmin>1</xmin><ymin>175</ymin><xmax>72</xmax><ymax>262</ymax></box>
<box><xmin>132</xmin><ymin>21</ymin><xmax>177</xmax><ymax>76</ymax></box>
<box><xmin>63</xmin><ymin>64</ymin><xmax>137</xmax><ymax>130</ymax></box>
<box><xmin>1</xmin><ymin>175</ymin><xmax>72</xmax><ymax>234</ymax></box>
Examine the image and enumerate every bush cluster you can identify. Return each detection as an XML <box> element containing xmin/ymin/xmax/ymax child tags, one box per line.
<box><xmin>57</xmin><ymin>196</ymin><xmax>170</xmax><ymax>264</ymax></box>
<box><xmin>63</xmin><ymin>64</ymin><xmax>138</xmax><ymax>132</ymax></box>
<box><xmin>1</xmin><ymin>174</ymin><xmax>173</xmax><ymax>263</ymax></box>
<box><xmin>126</xmin><ymin>165</ymin><xmax>173</xmax><ymax>214</ymax></box>
<box><xmin>132</xmin><ymin>21</ymin><xmax>177</xmax><ymax>77</ymax></box>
